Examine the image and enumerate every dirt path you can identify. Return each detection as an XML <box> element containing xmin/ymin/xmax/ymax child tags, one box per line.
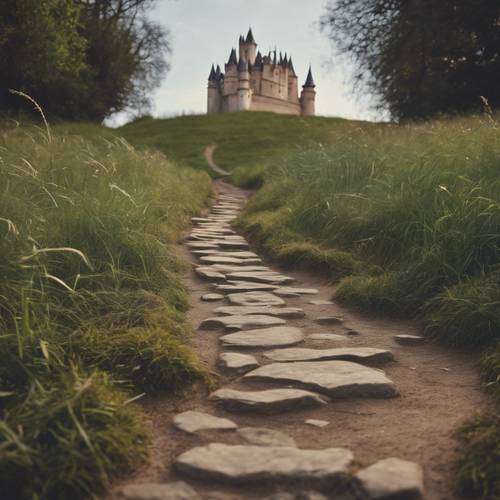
<box><xmin>110</xmin><ymin>178</ymin><xmax>487</xmax><ymax>500</ymax></box>
<box><xmin>204</xmin><ymin>145</ymin><xmax>230</xmax><ymax>176</ymax></box>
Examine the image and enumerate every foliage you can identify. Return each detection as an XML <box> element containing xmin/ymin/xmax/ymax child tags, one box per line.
<box><xmin>321</xmin><ymin>0</ymin><xmax>500</xmax><ymax>119</ymax></box>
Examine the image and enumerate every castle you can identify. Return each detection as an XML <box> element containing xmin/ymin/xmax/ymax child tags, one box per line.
<box><xmin>207</xmin><ymin>28</ymin><xmax>316</xmax><ymax>116</ymax></box>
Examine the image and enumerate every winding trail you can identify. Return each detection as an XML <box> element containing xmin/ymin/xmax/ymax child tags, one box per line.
<box><xmin>110</xmin><ymin>161</ymin><xmax>488</xmax><ymax>500</ymax></box>
<box><xmin>204</xmin><ymin>145</ymin><xmax>230</xmax><ymax>177</ymax></box>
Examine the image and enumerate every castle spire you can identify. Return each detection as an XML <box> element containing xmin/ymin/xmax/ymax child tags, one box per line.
<box><xmin>304</xmin><ymin>66</ymin><xmax>315</xmax><ymax>87</ymax></box>
<box><xmin>215</xmin><ymin>64</ymin><xmax>222</xmax><ymax>81</ymax></box>
<box><xmin>246</xmin><ymin>27</ymin><xmax>256</xmax><ymax>44</ymax></box>
<box><xmin>208</xmin><ymin>64</ymin><xmax>216</xmax><ymax>81</ymax></box>
<box><xmin>227</xmin><ymin>48</ymin><xmax>237</xmax><ymax>65</ymax></box>
<box><xmin>254</xmin><ymin>51</ymin><xmax>263</xmax><ymax>69</ymax></box>
<box><xmin>288</xmin><ymin>57</ymin><xmax>297</xmax><ymax>76</ymax></box>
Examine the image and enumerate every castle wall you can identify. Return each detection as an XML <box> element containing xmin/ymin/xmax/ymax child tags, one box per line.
<box><xmin>250</xmin><ymin>95</ymin><xmax>301</xmax><ymax>115</ymax></box>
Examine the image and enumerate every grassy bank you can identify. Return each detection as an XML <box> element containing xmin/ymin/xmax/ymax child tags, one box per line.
<box><xmin>0</xmin><ymin>120</ymin><xmax>212</xmax><ymax>499</ymax></box>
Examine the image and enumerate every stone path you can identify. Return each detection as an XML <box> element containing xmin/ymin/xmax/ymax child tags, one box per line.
<box><xmin>114</xmin><ymin>180</ymin><xmax>486</xmax><ymax>500</ymax></box>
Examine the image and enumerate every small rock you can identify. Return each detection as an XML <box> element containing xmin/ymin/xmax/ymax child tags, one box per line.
<box><xmin>121</xmin><ymin>481</ymin><xmax>200</xmax><ymax>500</ymax></box>
<box><xmin>274</xmin><ymin>287</ymin><xmax>319</xmax><ymax>296</ymax></box>
<box><xmin>315</xmin><ymin>316</ymin><xmax>344</xmax><ymax>325</ymax></box>
<box><xmin>237</xmin><ymin>427</ymin><xmax>296</xmax><ymax>447</ymax></box>
<box><xmin>305</xmin><ymin>419</ymin><xmax>330</xmax><ymax>428</ymax></box>
<box><xmin>215</xmin><ymin>305</ymin><xmax>305</xmax><ymax>319</ymax></box>
<box><xmin>199</xmin><ymin>314</ymin><xmax>286</xmax><ymax>331</ymax></box>
<box><xmin>226</xmin><ymin>271</ymin><xmax>294</xmax><ymax>285</ymax></box>
<box><xmin>220</xmin><ymin>326</ymin><xmax>304</xmax><ymax>349</ymax></box>
<box><xmin>308</xmin><ymin>300</ymin><xmax>334</xmax><ymax>306</ymax></box>
<box><xmin>228</xmin><ymin>291</ymin><xmax>285</xmax><ymax>306</ymax></box>
<box><xmin>354</xmin><ymin>457</ymin><xmax>425</xmax><ymax>499</ymax></box>
<box><xmin>394</xmin><ymin>334</ymin><xmax>425</xmax><ymax>345</ymax></box>
<box><xmin>175</xmin><ymin>443</ymin><xmax>354</xmax><ymax>485</ymax></box>
<box><xmin>308</xmin><ymin>333</ymin><xmax>346</xmax><ymax>341</ymax></box>
<box><xmin>217</xmin><ymin>281</ymin><xmax>278</xmax><ymax>293</ymax></box>
<box><xmin>218</xmin><ymin>352</ymin><xmax>259</xmax><ymax>373</ymax></box>
<box><xmin>201</xmin><ymin>293</ymin><xmax>225</xmax><ymax>302</ymax></box>
<box><xmin>201</xmin><ymin>256</ymin><xmax>260</xmax><ymax>265</ymax></box>
<box><xmin>173</xmin><ymin>410</ymin><xmax>237</xmax><ymax>434</ymax></box>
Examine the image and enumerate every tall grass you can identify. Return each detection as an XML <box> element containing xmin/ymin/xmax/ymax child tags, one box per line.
<box><xmin>0</xmin><ymin>121</ymin><xmax>212</xmax><ymax>498</ymax></box>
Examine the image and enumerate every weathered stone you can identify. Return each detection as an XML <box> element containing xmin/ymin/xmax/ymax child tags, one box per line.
<box><xmin>354</xmin><ymin>457</ymin><xmax>425</xmax><ymax>499</ymax></box>
<box><xmin>191</xmin><ymin>217</ymin><xmax>211</xmax><ymax>223</ymax></box>
<box><xmin>197</xmin><ymin>264</ymin><xmax>270</xmax><ymax>273</ymax></box>
<box><xmin>314</xmin><ymin>316</ymin><xmax>344</xmax><ymax>325</ymax></box>
<box><xmin>199</xmin><ymin>314</ymin><xmax>286</xmax><ymax>331</ymax></box>
<box><xmin>186</xmin><ymin>241</ymin><xmax>219</xmax><ymax>249</ymax></box>
<box><xmin>274</xmin><ymin>287</ymin><xmax>319</xmax><ymax>296</ymax></box>
<box><xmin>308</xmin><ymin>333</ymin><xmax>346</xmax><ymax>341</ymax></box>
<box><xmin>121</xmin><ymin>481</ymin><xmax>200</xmax><ymax>500</ymax></box>
<box><xmin>210</xmin><ymin>388</ymin><xmax>328</xmax><ymax>414</ymax></box>
<box><xmin>200</xmin><ymin>256</ymin><xmax>260</xmax><ymax>265</ymax></box>
<box><xmin>173</xmin><ymin>410</ymin><xmax>237</xmax><ymax>434</ymax></box>
<box><xmin>228</xmin><ymin>291</ymin><xmax>285</xmax><ymax>306</ymax></box>
<box><xmin>217</xmin><ymin>241</ymin><xmax>249</xmax><ymax>249</ymax></box>
<box><xmin>215</xmin><ymin>305</ymin><xmax>305</xmax><ymax>319</ymax></box>
<box><xmin>216</xmin><ymin>281</ymin><xmax>278</xmax><ymax>293</ymax></box>
<box><xmin>201</xmin><ymin>293</ymin><xmax>225</xmax><ymax>302</ymax></box>
<box><xmin>217</xmin><ymin>352</ymin><xmax>259</xmax><ymax>373</ymax></box>
<box><xmin>237</xmin><ymin>427</ymin><xmax>296</xmax><ymax>447</ymax></box>
<box><xmin>394</xmin><ymin>334</ymin><xmax>425</xmax><ymax>345</ymax></box>
<box><xmin>226</xmin><ymin>272</ymin><xmax>294</xmax><ymax>285</ymax></box>
<box><xmin>305</xmin><ymin>419</ymin><xmax>330</xmax><ymax>428</ymax></box>
<box><xmin>244</xmin><ymin>361</ymin><xmax>399</xmax><ymax>398</ymax></box>
<box><xmin>220</xmin><ymin>326</ymin><xmax>304</xmax><ymax>348</ymax></box>
<box><xmin>309</xmin><ymin>300</ymin><xmax>334</xmax><ymax>306</ymax></box>
<box><xmin>195</xmin><ymin>268</ymin><xmax>226</xmax><ymax>282</ymax></box>
<box><xmin>175</xmin><ymin>443</ymin><xmax>353</xmax><ymax>485</ymax></box>
<box><xmin>263</xmin><ymin>347</ymin><xmax>394</xmax><ymax>365</ymax></box>
<box><xmin>192</xmin><ymin>250</ymin><xmax>258</xmax><ymax>258</ymax></box>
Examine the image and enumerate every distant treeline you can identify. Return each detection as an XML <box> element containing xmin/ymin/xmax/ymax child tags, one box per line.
<box><xmin>0</xmin><ymin>0</ymin><xmax>168</xmax><ymax>121</ymax></box>
<box><xmin>322</xmin><ymin>0</ymin><xmax>500</xmax><ymax>120</ymax></box>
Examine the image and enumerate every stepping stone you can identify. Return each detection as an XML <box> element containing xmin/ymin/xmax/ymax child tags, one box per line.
<box><xmin>218</xmin><ymin>241</ymin><xmax>249</xmax><ymax>249</ymax></box>
<box><xmin>309</xmin><ymin>300</ymin><xmax>334</xmax><ymax>305</ymax></box>
<box><xmin>191</xmin><ymin>217</ymin><xmax>211</xmax><ymax>223</ymax></box>
<box><xmin>354</xmin><ymin>457</ymin><xmax>425</xmax><ymax>499</ymax></box>
<box><xmin>216</xmin><ymin>281</ymin><xmax>278</xmax><ymax>293</ymax></box>
<box><xmin>215</xmin><ymin>306</ymin><xmax>305</xmax><ymax>319</ymax></box>
<box><xmin>394</xmin><ymin>334</ymin><xmax>425</xmax><ymax>345</ymax></box>
<box><xmin>263</xmin><ymin>347</ymin><xmax>394</xmax><ymax>365</ymax></box>
<box><xmin>274</xmin><ymin>287</ymin><xmax>319</xmax><ymax>296</ymax></box>
<box><xmin>220</xmin><ymin>326</ymin><xmax>304</xmax><ymax>349</ymax></box>
<box><xmin>305</xmin><ymin>419</ymin><xmax>330</xmax><ymax>428</ymax></box>
<box><xmin>175</xmin><ymin>443</ymin><xmax>353</xmax><ymax>485</ymax></box>
<box><xmin>237</xmin><ymin>427</ymin><xmax>296</xmax><ymax>447</ymax></box>
<box><xmin>315</xmin><ymin>316</ymin><xmax>344</xmax><ymax>325</ymax></box>
<box><xmin>199</xmin><ymin>314</ymin><xmax>286</xmax><ymax>331</ymax></box>
<box><xmin>226</xmin><ymin>272</ymin><xmax>294</xmax><ymax>285</ymax></box>
<box><xmin>121</xmin><ymin>481</ymin><xmax>200</xmax><ymax>500</ymax></box>
<box><xmin>201</xmin><ymin>256</ymin><xmax>260</xmax><ymax>265</ymax></box>
<box><xmin>228</xmin><ymin>291</ymin><xmax>285</xmax><ymax>306</ymax></box>
<box><xmin>173</xmin><ymin>410</ymin><xmax>237</xmax><ymax>434</ymax></box>
<box><xmin>187</xmin><ymin>241</ymin><xmax>219</xmax><ymax>249</ymax></box>
<box><xmin>244</xmin><ymin>361</ymin><xmax>399</xmax><ymax>398</ymax></box>
<box><xmin>218</xmin><ymin>352</ymin><xmax>259</xmax><ymax>373</ymax></box>
<box><xmin>201</xmin><ymin>293</ymin><xmax>225</xmax><ymax>302</ymax></box>
<box><xmin>195</xmin><ymin>268</ymin><xmax>226</xmax><ymax>282</ymax></box>
<box><xmin>210</xmin><ymin>388</ymin><xmax>328</xmax><ymax>414</ymax></box>
<box><xmin>308</xmin><ymin>333</ymin><xmax>346</xmax><ymax>341</ymax></box>
<box><xmin>192</xmin><ymin>250</ymin><xmax>258</xmax><ymax>258</ymax></box>
<box><xmin>198</xmin><ymin>264</ymin><xmax>270</xmax><ymax>273</ymax></box>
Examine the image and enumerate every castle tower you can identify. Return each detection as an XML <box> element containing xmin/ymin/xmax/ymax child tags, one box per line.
<box><xmin>287</xmin><ymin>57</ymin><xmax>299</xmax><ymax>103</ymax></box>
<box><xmin>238</xmin><ymin>28</ymin><xmax>257</xmax><ymax>65</ymax></box>
<box><xmin>300</xmin><ymin>66</ymin><xmax>316</xmax><ymax>116</ymax></box>
<box><xmin>237</xmin><ymin>58</ymin><xmax>251</xmax><ymax>111</ymax></box>
<box><xmin>223</xmin><ymin>48</ymin><xmax>238</xmax><ymax>98</ymax></box>
<box><xmin>207</xmin><ymin>64</ymin><xmax>220</xmax><ymax>114</ymax></box>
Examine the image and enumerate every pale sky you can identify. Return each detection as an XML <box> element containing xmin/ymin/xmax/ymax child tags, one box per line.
<box><xmin>112</xmin><ymin>0</ymin><xmax>379</xmax><ymax>124</ymax></box>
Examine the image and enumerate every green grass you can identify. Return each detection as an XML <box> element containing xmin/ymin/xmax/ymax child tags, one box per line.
<box><xmin>0</xmin><ymin>120</ymin><xmax>212</xmax><ymax>498</ymax></box>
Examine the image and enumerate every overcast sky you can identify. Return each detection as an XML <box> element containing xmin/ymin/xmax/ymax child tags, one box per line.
<box><xmin>112</xmin><ymin>0</ymin><xmax>378</xmax><ymax>124</ymax></box>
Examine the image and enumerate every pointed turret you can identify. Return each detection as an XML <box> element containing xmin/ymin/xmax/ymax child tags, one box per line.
<box><xmin>304</xmin><ymin>66</ymin><xmax>315</xmax><ymax>87</ymax></box>
<box><xmin>208</xmin><ymin>64</ymin><xmax>216</xmax><ymax>81</ymax></box>
<box><xmin>239</xmin><ymin>35</ymin><xmax>244</xmax><ymax>44</ymax></box>
<box><xmin>279</xmin><ymin>52</ymin><xmax>283</xmax><ymax>64</ymax></box>
<box><xmin>227</xmin><ymin>48</ymin><xmax>238</xmax><ymax>65</ymax></box>
<box><xmin>215</xmin><ymin>64</ymin><xmax>222</xmax><ymax>81</ymax></box>
<box><xmin>238</xmin><ymin>57</ymin><xmax>248</xmax><ymax>73</ymax></box>
<box><xmin>254</xmin><ymin>51</ymin><xmax>263</xmax><ymax>69</ymax></box>
<box><xmin>283</xmin><ymin>53</ymin><xmax>288</xmax><ymax>66</ymax></box>
<box><xmin>288</xmin><ymin>57</ymin><xmax>296</xmax><ymax>76</ymax></box>
<box><xmin>273</xmin><ymin>50</ymin><xmax>277</xmax><ymax>66</ymax></box>
<box><xmin>246</xmin><ymin>27</ymin><xmax>256</xmax><ymax>44</ymax></box>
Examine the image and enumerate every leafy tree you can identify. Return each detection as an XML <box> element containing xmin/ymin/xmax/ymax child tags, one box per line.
<box><xmin>321</xmin><ymin>0</ymin><xmax>500</xmax><ymax>120</ymax></box>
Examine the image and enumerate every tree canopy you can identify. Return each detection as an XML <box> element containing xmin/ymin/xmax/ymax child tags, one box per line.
<box><xmin>0</xmin><ymin>0</ymin><xmax>169</xmax><ymax>121</ymax></box>
<box><xmin>321</xmin><ymin>0</ymin><xmax>500</xmax><ymax>120</ymax></box>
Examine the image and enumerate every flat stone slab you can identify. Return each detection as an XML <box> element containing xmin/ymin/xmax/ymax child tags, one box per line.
<box><xmin>201</xmin><ymin>293</ymin><xmax>225</xmax><ymax>302</ymax></box>
<box><xmin>218</xmin><ymin>353</ymin><xmax>259</xmax><ymax>373</ymax></box>
<box><xmin>198</xmin><ymin>264</ymin><xmax>270</xmax><ymax>273</ymax></box>
<box><xmin>121</xmin><ymin>482</ymin><xmax>200</xmax><ymax>500</ymax></box>
<box><xmin>217</xmin><ymin>241</ymin><xmax>250</xmax><ymax>249</ymax></box>
<box><xmin>308</xmin><ymin>333</ymin><xmax>346</xmax><ymax>341</ymax></box>
<box><xmin>263</xmin><ymin>347</ymin><xmax>394</xmax><ymax>365</ymax></box>
<box><xmin>199</xmin><ymin>314</ymin><xmax>286</xmax><ymax>331</ymax></box>
<box><xmin>195</xmin><ymin>268</ymin><xmax>226</xmax><ymax>282</ymax></box>
<box><xmin>244</xmin><ymin>361</ymin><xmax>399</xmax><ymax>398</ymax></box>
<box><xmin>314</xmin><ymin>316</ymin><xmax>344</xmax><ymax>325</ymax></box>
<box><xmin>274</xmin><ymin>287</ymin><xmax>319</xmax><ymax>296</ymax></box>
<box><xmin>210</xmin><ymin>388</ymin><xmax>328</xmax><ymax>414</ymax></box>
<box><xmin>173</xmin><ymin>411</ymin><xmax>237</xmax><ymax>434</ymax></box>
<box><xmin>220</xmin><ymin>326</ymin><xmax>304</xmax><ymax>349</ymax></box>
<box><xmin>354</xmin><ymin>457</ymin><xmax>425</xmax><ymax>499</ymax></box>
<box><xmin>394</xmin><ymin>334</ymin><xmax>425</xmax><ymax>345</ymax></box>
<box><xmin>175</xmin><ymin>443</ymin><xmax>353</xmax><ymax>485</ymax></box>
<box><xmin>228</xmin><ymin>291</ymin><xmax>285</xmax><ymax>306</ymax></box>
<box><xmin>309</xmin><ymin>300</ymin><xmax>335</xmax><ymax>305</ymax></box>
<box><xmin>186</xmin><ymin>241</ymin><xmax>219</xmax><ymax>249</ymax></box>
<box><xmin>193</xmin><ymin>250</ymin><xmax>259</xmax><ymax>258</ymax></box>
<box><xmin>226</xmin><ymin>272</ymin><xmax>294</xmax><ymax>285</ymax></box>
<box><xmin>305</xmin><ymin>419</ymin><xmax>330</xmax><ymax>428</ymax></box>
<box><xmin>237</xmin><ymin>427</ymin><xmax>296</xmax><ymax>447</ymax></box>
<box><xmin>216</xmin><ymin>282</ymin><xmax>278</xmax><ymax>293</ymax></box>
<box><xmin>200</xmin><ymin>256</ymin><xmax>261</xmax><ymax>265</ymax></box>
<box><xmin>215</xmin><ymin>306</ymin><xmax>305</xmax><ymax>319</ymax></box>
